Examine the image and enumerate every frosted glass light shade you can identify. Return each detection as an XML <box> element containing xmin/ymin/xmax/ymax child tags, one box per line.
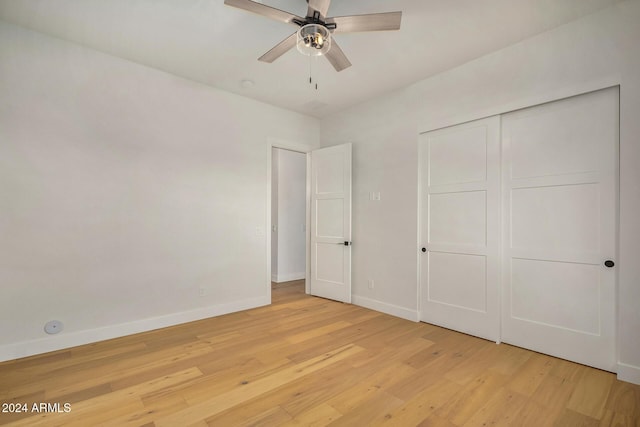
<box><xmin>296</xmin><ymin>24</ymin><xmax>331</xmax><ymax>56</ymax></box>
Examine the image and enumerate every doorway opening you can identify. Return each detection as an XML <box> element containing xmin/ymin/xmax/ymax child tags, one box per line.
<box><xmin>270</xmin><ymin>147</ymin><xmax>307</xmax><ymax>296</ymax></box>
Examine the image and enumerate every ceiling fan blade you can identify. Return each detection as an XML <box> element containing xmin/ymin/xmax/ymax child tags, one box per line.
<box><xmin>224</xmin><ymin>0</ymin><xmax>302</xmax><ymax>25</ymax></box>
<box><xmin>325</xmin><ymin>40</ymin><xmax>351</xmax><ymax>72</ymax></box>
<box><xmin>258</xmin><ymin>32</ymin><xmax>298</xmax><ymax>63</ymax></box>
<box><xmin>307</xmin><ymin>0</ymin><xmax>331</xmax><ymax>18</ymax></box>
<box><xmin>326</xmin><ymin>11</ymin><xmax>402</xmax><ymax>33</ymax></box>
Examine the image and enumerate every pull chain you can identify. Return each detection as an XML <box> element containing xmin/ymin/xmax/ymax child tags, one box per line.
<box><xmin>308</xmin><ymin>56</ymin><xmax>318</xmax><ymax>90</ymax></box>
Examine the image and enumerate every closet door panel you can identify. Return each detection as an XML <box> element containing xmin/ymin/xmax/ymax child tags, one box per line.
<box><xmin>419</xmin><ymin>116</ymin><xmax>501</xmax><ymax>342</ymax></box>
<box><xmin>502</xmin><ymin>87</ymin><xmax>618</xmax><ymax>372</ymax></box>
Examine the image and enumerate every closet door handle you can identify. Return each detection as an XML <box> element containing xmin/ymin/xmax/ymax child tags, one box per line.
<box><xmin>604</xmin><ymin>260</ymin><xmax>615</xmax><ymax>268</ymax></box>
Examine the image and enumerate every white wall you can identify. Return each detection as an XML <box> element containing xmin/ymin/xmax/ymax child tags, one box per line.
<box><xmin>273</xmin><ymin>149</ymin><xmax>307</xmax><ymax>283</ymax></box>
<box><xmin>0</xmin><ymin>20</ymin><xmax>319</xmax><ymax>361</ymax></box>
<box><xmin>320</xmin><ymin>0</ymin><xmax>640</xmax><ymax>384</ymax></box>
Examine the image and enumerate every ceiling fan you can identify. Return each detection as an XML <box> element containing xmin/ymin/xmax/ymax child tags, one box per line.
<box><xmin>223</xmin><ymin>0</ymin><xmax>402</xmax><ymax>72</ymax></box>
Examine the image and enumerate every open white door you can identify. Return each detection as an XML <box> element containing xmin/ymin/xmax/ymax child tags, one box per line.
<box><xmin>310</xmin><ymin>143</ymin><xmax>352</xmax><ymax>303</ymax></box>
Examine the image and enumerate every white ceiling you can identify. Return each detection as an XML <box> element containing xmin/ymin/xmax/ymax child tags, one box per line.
<box><xmin>0</xmin><ymin>0</ymin><xmax>623</xmax><ymax>118</ymax></box>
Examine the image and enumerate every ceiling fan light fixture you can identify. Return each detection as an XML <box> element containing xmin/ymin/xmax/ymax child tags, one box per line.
<box><xmin>223</xmin><ymin>0</ymin><xmax>401</xmax><ymax>71</ymax></box>
<box><xmin>296</xmin><ymin>24</ymin><xmax>331</xmax><ymax>57</ymax></box>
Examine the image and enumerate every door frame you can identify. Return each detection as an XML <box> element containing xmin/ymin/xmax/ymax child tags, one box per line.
<box><xmin>266</xmin><ymin>138</ymin><xmax>312</xmax><ymax>301</ymax></box>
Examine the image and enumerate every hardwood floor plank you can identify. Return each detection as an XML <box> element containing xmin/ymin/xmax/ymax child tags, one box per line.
<box><xmin>352</xmin><ymin>338</ymin><xmax>435</xmax><ymax>370</ymax></box>
<box><xmin>277</xmin><ymin>332</ymin><xmax>359</xmax><ymax>365</ymax></box>
<box><xmin>204</xmin><ymin>353</ymin><xmax>361</xmax><ymax>426</ymax></box>
<box><xmin>154</xmin><ymin>344</ymin><xmax>364</xmax><ymax>426</ymax></box>
<box><xmin>417</xmin><ymin>414</ymin><xmax>458</xmax><ymax>427</ymax></box>
<box><xmin>212</xmin><ymin>405</ymin><xmax>293</xmax><ymax>427</ymax></box>
<box><xmin>102</xmin><ymin>394</ymin><xmax>189</xmax><ymax>427</ymax></box>
<box><xmin>604</xmin><ymin>379</ymin><xmax>640</xmax><ymax>418</ymax></box>
<box><xmin>3</xmin><ymin>368</ymin><xmax>202</xmax><ymax>427</ymax></box>
<box><xmin>555</xmin><ymin>408</ymin><xmax>601</xmax><ymax>426</ymax></box>
<box><xmin>598</xmin><ymin>409</ymin><xmax>637</xmax><ymax>427</ymax></box>
<box><xmin>566</xmin><ymin>367</ymin><xmax>615</xmax><ymax>419</ymax></box>
<box><xmin>178</xmin><ymin>358</ymin><xmax>291</xmax><ymax>405</ymax></box>
<box><xmin>373</xmin><ymin>377</ymin><xmax>463</xmax><ymax>426</ymax></box>
<box><xmin>327</xmin><ymin>391</ymin><xmax>404</xmax><ymax>427</ymax></box>
<box><xmin>388</xmin><ymin>337</ymin><xmax>488</xmax><ymax>401</ymax></box>
<box><xmin>462</xmin><ymin>387</ymin><xmax>529</xmax><ymax>426</ymax></box>
<box><xmin>45</xmin><ymin>343</ymin><xmax>214</xmax><ymax>399</ymax></box>
<box><xmin>435</xmin><ymin>370</ymin><xmax>509</xmax><ymax>425</ymax></box>
<box><xmin>441</xmin><ymin>339</ymin><xmax>498</xmax><ymax>385</ymax></box>
<box><xmin>531</xmin><ymin>373</ymin><xmax>576</xmax><ymax>417</ymax></box>
<box><xmin>488</xmin><ymin>343</ymin><xmax>533</xmax><ymax>376</ymax></box>
<box><xmin>506</xmin><ymin>352</ymin><xmax>557</xmax><ymax>397</ymax></box>
<box><xmin>325</xmin><ymin>362</ymin><xmax>415</xmax><ymax>415</ymax></box>
<box><xmin>287</xmin><ymin>321</ymin><xmax>353</xmax><ymax>344</ymax></box>
<box><xmin>277</xmin><ymin>357</ymin><xmax>374</xmax><ymax>417</ymax></box>
<box><xmin>202</xmin><ymin>388</ymin><xmax>294</xmax><ymax>426</ymax></box>
<box><xmin>549</xmin><ymin>357</ymin><xmax>585</xmax><ymax>383</ymax></box>
<box><xmin>513</xmin><ymin>401</ymin><xmax>556</xmax><ymax>427</ymax></box>
<box><xmin>283</xmin><ymin>403</ymin><xmax>343</xmax><ymax>426</ymax></box>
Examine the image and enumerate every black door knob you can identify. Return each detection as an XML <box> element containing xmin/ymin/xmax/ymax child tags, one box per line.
<box><xmin>604</xmin><ymin>260</ymin><xmax>615</xmax><ymax>268</ymax></box>
<box><xmin>421</xmin><ymin>247</ymin><xmax>426</xmax><ymax>253</ymax></box>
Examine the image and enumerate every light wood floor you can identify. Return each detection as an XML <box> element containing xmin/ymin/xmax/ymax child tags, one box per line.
<box><xmin>1</xmin><ymin>280</ymin><xmax>639</xmax><ymax>426</ymax></box>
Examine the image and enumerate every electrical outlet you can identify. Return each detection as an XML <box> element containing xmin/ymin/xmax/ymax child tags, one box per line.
<box><xmin>198</xmin><ymin>286</ymin><xmax>206</xmax><ymax>297</ymax></box>
<box><xmin>368</xmin><ymin>279</ymin><xmax>375</xmax><ymax>289</ymax></box>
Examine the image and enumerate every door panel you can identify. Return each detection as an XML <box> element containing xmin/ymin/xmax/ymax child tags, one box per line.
<box><xmin>419</xmin><ymin>116</ymin><xmax>501</xmax><ymax>342</ymax></box>
<box><xmin>310</xmin><ymin>143</ymin><xmax>352</xmax><ymax>303</ymax></box>
<box><xmin>508</xmin><ymin>98</ymin><xmax>608</xmax><ymax>179</ymax></box>
<box><xmin>428</xmin><ymin>252</ymin><xmax>487</xmax><ymax>312</ymax></box>
<box><xmin>316</xmin><ymin>199</ymin><xmax>345</xmax><ymax>237</ymax></box>
<box><xmin>428</xmin><ymin>125</ymin><xmax>488</xmax><ymax>185</ymax></box>
<box><xmin>510</xmin><ymin>258</ymin><xmax>600</xmax><ymax>334</ymax></box>
<box><xmin>502</xmin><ymin>87</ymin><xmax>618</xmax><ymax>371</ymax></box>
<box><xmin>429</xmin><ymin>191</ymin><xmax>487</xmax><ymax>246</ymax></box>
<box><xmin>511</xmin><ymin>184</ymin><xmax>599</xmax><ymax>252</ymax></box>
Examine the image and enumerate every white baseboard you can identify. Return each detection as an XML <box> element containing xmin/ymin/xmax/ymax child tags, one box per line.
<box><xmin>618</xmin><ymin>362</ymin><xmax>640</xmax><ymax>385</ymax></box>
<box><xmin>352</xmin><ymin>295</ymin><xmax>419</xmax><ymax>322</ymax></box>
<box><xmin>271</xmin><ymin>273</ymin><xmax>278</xmax><ymax>282</ymax></box>
<box><xmin>0</xmin><ymin>295</ymin><xmax>270</xmax><ymax>363</ymax></box>
<box><xmin>273</xmin><ymin>271</ymin><xmax>305</xmax><ymax>283</ymax></box>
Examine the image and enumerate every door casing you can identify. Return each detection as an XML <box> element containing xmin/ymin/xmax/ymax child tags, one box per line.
<box><xmin>267</xmin><ymin>138</ymin><xmax>312</xmax><ymax>299</ymax></box>
<box><xmin>266</xmin><ymin>140</ymin><xmax>352</xmax><ymax>302</ymax></box>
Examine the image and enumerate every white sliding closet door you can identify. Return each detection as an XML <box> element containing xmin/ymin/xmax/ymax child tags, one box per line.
<box><xmin>419</xmin><ymin>116</ymin><xmax>501</xmax><ymax>342</ymax></box>
<box><xmin>501</xmin><ymin>87</ymin><xmax>618</xmax><ymax>371</ymax></box>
